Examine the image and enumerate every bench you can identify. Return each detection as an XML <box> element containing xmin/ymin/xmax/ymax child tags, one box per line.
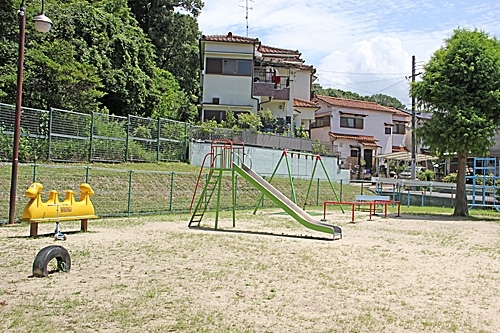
<box><xmin>22</xmin><ymin>182</ymin><xmax>98</xmax><ymax>237</ymax></box>
<box><xmin>355</xmin><ymin>195</ymin><xmax>400</xmax><ymax>219</ymax></box>
<box><xmin>323</xmin><ymin>195</ymin><xmax>400</xmax><ymax>223</ymax></box>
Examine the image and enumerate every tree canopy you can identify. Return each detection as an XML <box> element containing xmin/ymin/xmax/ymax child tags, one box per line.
<box><xmin>312</xmin><ymin>84</ymin><xmax>406</xmax><ymax>109</ymax></box>
<box><xmin>0</xmin><ymin>0</ymin><xmax>200</xmax><ymax>121</ymax></box>
<box><xmin>413</xmin><ymin>28</ymin><xmax>500</xmax><ymax>216</ymax></box>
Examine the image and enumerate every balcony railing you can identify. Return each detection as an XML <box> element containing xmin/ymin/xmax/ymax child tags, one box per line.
<box><xmin>252</xmin><ymin>68</ymin><xmax>290</xmax><ymax>100</ymax></box>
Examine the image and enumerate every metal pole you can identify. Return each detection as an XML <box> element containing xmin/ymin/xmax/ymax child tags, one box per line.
<box><xmin>127</xmin><ymin>170</ymin><xmax>133</xmax><ymax>216</ymax></box>
<box><xmin>169</xmin><ymin>172</ymin><xmax>174</xmax><ymax>211</ymax></box>
<box><xmin>411</xmin><ymin>55</ymin><xmax>417</xmax><ymax>180</ymax></box>
<box><xmin>8</xmin><ymin>1</ymin><xmax>27</xmax><ymax>224</ymax></box>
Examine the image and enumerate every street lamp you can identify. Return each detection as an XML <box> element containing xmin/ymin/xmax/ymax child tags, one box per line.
<box><xmin>8</xmin><ymin>0</ymin><xmax>52</xmax><ymax>224</ymax></box>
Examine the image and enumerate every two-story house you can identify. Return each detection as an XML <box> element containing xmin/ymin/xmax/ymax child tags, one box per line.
<box><xmin>310</xmin><ymin>95</ymin><xmax>411</xmax><ymax>174</ymax></box>
<box><xmin>198</xmin><ymin>32</ymin><xmax>318</xmax><ymax>134</ymax></box>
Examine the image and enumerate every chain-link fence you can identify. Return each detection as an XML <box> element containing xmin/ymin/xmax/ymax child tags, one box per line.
<box><xmin>0</xmin><ymin>103</ymin><xmax>190</xmax><ymax>163</ymax></box>
<box><xmin>0</xmin><ymin>163</ymin><xmax>349</xmax><ymax>222</ymax></box>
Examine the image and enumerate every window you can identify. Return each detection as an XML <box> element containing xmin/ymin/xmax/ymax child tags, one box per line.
<box><xmin>311</xmin><ymin>116</ymin><xmax>330</xmax><ymax>128</ymax></box>
<box><xmin>385</xmin><ymin>127</ymin><xmax>392</xmax><ymax>134</ymax></box>
<box><xmin>206</xmin><ymin>58</ymin><xmax>222</xmax><ymax>74</ymax></box>
<box><xmin>205</xmin><ymin>58</ymin><xmax>252</xmax><ymax>76</ymax></box>
<box><xmin>340</xmin><ymin>116</ymin><xmax>363</xmax><ymax>129</ymax></box>
<box><xmin>393</xmin><ymin>123</ymin><xmax>406</xmax><ymax>134</ymax></box>
<box><xmin>350</xmin><ymin>149</ymin><xmax>359</xmax><ymax>157</ymax></box>
<box><xmin>204</xmin><ymin>110</ymin><xmax>226</xmax><ymax>123</ymax></box>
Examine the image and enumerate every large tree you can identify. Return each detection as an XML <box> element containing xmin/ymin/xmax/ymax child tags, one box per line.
<box><xmin>128</xmin><ymin>0</ymin><xmax>203</xmax><ymax>102</ymax></box>
<box><xmin>413</xmin><ymin>28</ymin><xmax>500</xmax><ymax>216</ymax></box>
<box><xmin>0</xmin><ymin>0</ymin><xmax>197</xmax><ymax>120</ymax></box>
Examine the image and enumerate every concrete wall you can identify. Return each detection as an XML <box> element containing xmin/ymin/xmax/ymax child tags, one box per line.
<box><xmin>190</xmin><ymin>141</ymin><xmax>351</xmax><ymax>183</ymax></box>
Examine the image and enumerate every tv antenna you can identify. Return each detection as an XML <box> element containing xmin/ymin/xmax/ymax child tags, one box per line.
<box><xmin>239</xmin><ymin>0</ymin><xmax>254</xmax><ymax>37</ymax></box>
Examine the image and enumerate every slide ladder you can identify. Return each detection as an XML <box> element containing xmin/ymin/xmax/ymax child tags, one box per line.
<box><xmin>188</xmin><ymin>169</ymin><xmax>223</xmax><ymax>227</ymax></box>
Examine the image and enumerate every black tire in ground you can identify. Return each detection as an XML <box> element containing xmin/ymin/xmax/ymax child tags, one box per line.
<box><xmin>32</xmin><ymin>245</ymin><xmax>71</xmax><ymax>277</ymax></box>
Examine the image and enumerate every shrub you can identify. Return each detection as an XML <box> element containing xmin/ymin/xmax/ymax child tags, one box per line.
<box><xmin>417</xmin><ymin>169</ymin><xmax>435</xmax><ymax>181</ymax></box>
<box><xmin>238</xmin><ymin>112</ymin><xmax>262</xmax><ymax>132</ymax></box>
<box><xmin>443</xmin><ymin>172</ymin><xmax>457</xmax><ymax>183</ymax></box>
<box><xmin>258</xmin><ymin>109</ymin><xmax>277</xmax><ymax>131</ymax></box>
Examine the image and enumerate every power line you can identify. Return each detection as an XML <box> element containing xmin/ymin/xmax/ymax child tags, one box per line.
<box><xmin>317</xmin><ymin>69</ymin><xmax>408</xmax><ymax>76</ymax></box>
<box><xmin>374</xmin><ymin>78</ymin><xmax>408</xmax><ymax>94</ymax></box>
<box><xmin>316</xmin><ymin>77</ymin><xmax>378</xmax><ymax>95</ymax></box>
<box><xmin>317</xmin><ymin>75</ymin><xmax>408</xmax><ymax>96</ymax></box>
<box><xmin>348</xmin><ymin>77</ymin><xmax>405</xmax><ymax>85</ymax></box>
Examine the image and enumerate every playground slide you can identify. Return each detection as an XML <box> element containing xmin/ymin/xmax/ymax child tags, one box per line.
<box><xmin>233</xmin><ymin>163</ymin><xmax>342</xmax><ymax>239</ymax></box>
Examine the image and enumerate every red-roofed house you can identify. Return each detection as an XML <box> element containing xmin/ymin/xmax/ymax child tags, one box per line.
<box><xmin>310</xmin><ymin>95</ymin><xmax>411</xmax><ymax>174</ymax></box>
<box><xmin>199</xmin><ymin>32</ymin><xmax>318</xmax><ymax>133</ymax></box>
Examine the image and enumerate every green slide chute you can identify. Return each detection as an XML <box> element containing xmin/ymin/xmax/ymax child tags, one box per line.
<box><xmin>233</xmin><ymin>163</ymin><xmax>342</xmax><ymax>240</ymax></box>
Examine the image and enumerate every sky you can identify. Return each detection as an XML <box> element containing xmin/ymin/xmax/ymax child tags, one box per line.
<box><xmin>197</xmin><ymin>0</ymin><xmax>500</xmax><ymax>108</ymax></box>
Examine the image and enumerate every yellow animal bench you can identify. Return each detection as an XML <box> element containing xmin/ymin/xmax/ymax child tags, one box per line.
<box><xmin>22</xmin><ymin>182</ymin><xmax>98</xmax><ymax>237</ymax></box>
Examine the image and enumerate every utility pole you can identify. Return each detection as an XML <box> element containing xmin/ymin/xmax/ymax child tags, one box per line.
<box><xmin>411</xmin><ymin>55</ymin><xmax>417</xmax><ymax>180</ymax></box>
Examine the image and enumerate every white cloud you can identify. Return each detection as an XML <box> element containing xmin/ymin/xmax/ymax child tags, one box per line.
<box><xmin>317</xmin><ymin>37</ymin><xmax>412</xmax><ymax>106</ymax></box>
<box><xmin>198</xmin><ymin>0</ymin><xmax>500</xmax><ymax>107</ymax></box>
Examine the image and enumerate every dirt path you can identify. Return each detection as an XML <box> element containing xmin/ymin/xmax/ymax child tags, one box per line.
<box><xmin>1</xmin><ymin>209</ymin><xmax>500</xmax><ymax>332</ymax></box>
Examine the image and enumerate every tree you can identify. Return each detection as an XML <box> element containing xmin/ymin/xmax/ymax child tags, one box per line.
<box><xmin>22</xmin><ymin>40</ymin><xmax>104</xmax><ymax>113</ymax></box>
<box><xmin>0</xmin><ymin>0</ymin><xmax>196</xmax><ymax>120</ymax></box>
<box><xmin>412</xmin><ymin>28</ymin><xmax>500</xmax><ymax>216</ymax></box>
<box><xmin>312</xmin><ymin>83</ymin><xmax>405</xmax><ymax>108</ymax></box>
<box><xmin>371</xmin><ymin>93</ymin><xmax>405</xmax><ymax>109</ymax></box>
<box><xmin>128</xmin><ymin>0</ymin><xmax>202</xmax><ymax>99</ymax></box>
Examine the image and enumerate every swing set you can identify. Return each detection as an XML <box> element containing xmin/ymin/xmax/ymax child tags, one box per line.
<box><xmin>253</xmin><ymin>150</ymin><xmax>344</xmax><ymax>214</ymax></box>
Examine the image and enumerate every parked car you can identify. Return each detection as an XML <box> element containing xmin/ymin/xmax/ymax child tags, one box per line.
<box><xmin>398</xmin><ymin>166</ymin><xmax>426</xmax><ymax>179</ymax></box>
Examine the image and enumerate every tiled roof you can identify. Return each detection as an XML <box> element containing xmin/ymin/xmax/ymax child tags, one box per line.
<box><xmin>314</xmin><ymin>95</ymin><xmax>394</xmax><ymax>113</ymax></box>
<box><xmin>387</xmin><ymin>107</ymin><xmax>410</xmax><ymax>117</ymax></box>
<box><xmin>361</xmin><ymin>141</ymin><xmax>381</xmax><ymax>147</ymax></box>
<box><xmin>329</xmin><ymin>133</ymin><xmax>378</xmax><ymax>142</ymax></box>
<box><xmin>258</xmin><ymin>45</ymin><xmax>300</xmax><ymax>56</ymax></box>
<box><xmin>294</xmin><ymin>98</ymin><xmax>319</xmax><ymax>108</ymax></box>
<box><xmin>201</xmin><ymin>32</ymin><xmax>259</xmax><ymax>44</ymax></box>
<box><xmin>392</xmin><ymin>146</ymin><xmax>408</xmax><ymax>152</ymax></box>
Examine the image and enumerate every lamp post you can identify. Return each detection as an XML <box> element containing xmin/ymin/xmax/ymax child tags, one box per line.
<box><xmin>8</xmin><ymin>0</ymin><xmax>52</xmax><ymax>224</ymax></box>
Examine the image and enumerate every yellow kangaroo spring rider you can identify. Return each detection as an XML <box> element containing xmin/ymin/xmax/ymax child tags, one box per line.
<box><xmin>22</xmin><ymin>182</ymin><xmax>98</xmax><ymax>237</ymax></box>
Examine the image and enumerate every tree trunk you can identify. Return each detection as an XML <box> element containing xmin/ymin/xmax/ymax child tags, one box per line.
<box><xmin>453</xmin><ymin>152</ymin><xmax>469</xmax><ymax>216</ymax></box>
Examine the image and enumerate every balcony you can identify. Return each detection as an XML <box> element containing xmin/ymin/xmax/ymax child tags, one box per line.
<box><xmin>252</xmin><ymin>71</ymin><xmax>290</xmax><ymax>100</ymax></box>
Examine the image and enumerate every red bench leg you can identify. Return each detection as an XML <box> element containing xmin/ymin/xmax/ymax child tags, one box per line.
<box><xmin>81</xmin><ymin>219</ymin><xmax>88</xmax><ymax>232</ymax></box>
<box><xmin>30</xmin><ymin>223</ymin><xmax>38</xmax><ymax>237</ymax></box>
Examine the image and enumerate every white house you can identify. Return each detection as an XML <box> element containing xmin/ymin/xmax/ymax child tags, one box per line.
<box><xmin>310</xmin><ymin>95</ymin><xmax>411</xmax><ymax>173</ymax></box>
<box><xmin>198</xmin><ymin>32</ymin><xmax>317</xmax><ymax>134</ymax></box>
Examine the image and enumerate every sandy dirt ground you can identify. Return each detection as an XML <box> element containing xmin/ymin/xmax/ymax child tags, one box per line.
<box><xmin>1</xmin><ymin>209</ymin><xmax>500</xmax><ymax>332</ymax></box>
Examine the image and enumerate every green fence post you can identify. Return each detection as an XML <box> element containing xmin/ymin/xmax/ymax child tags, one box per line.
<box><xmin>235</xmin><ymin>174</ymin><xmax>238</xmax><ymax>205</ymax></box>
<box><xmin>169</xmin><ymin>171</ymin><xmax>174</xmax><ymax>211</ymax></box>
<box><xmin>184</xmin><ymin>123</ymin><xmax>189</xmax><ymax>162</ymax></box>
<box><xmin>48</xmin><ymin>107</ymin><xmax>53</xmax><ymax>161</ymax></box>
<box><xmin>261</xmin><ymin>175</ymin><xmax>266</xmax><ymax>208</ymax></box>
<box><xmin>127</xmin><ymin>170</ymin><xmax>133</xmax><ymax>216</ymax></box>
<box><xmin>32</xmin><ymin>163</ymin><xmax>37</xmax><ymax>182</ymax></box>
<box><xmin>157</xmin><ymin>118</ymin><xmax>161</xmax><ymax>162</ymax></box>
<box><xmin>125</xmin><ymin>115</ymin><xmax>130</xmax><ymax>162</ymax></box>
<box><xmin>85</xmin><ymin>165</ymin><xmax>90</xmax><ymax>183</ymax></box>
<box><xmin>89</xmin><ymin>112</ymin><xmax>94</xmax><ymax>162</ymax></box>
<box><xmin>316</xmin><ymin>178</ymin><xmax>320</xmax><ymax>206</ymax></box>
<box><xmin>340</xmin><ymin>180</ymin><xmax>343</xmax><ymax>201</ymax></box>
